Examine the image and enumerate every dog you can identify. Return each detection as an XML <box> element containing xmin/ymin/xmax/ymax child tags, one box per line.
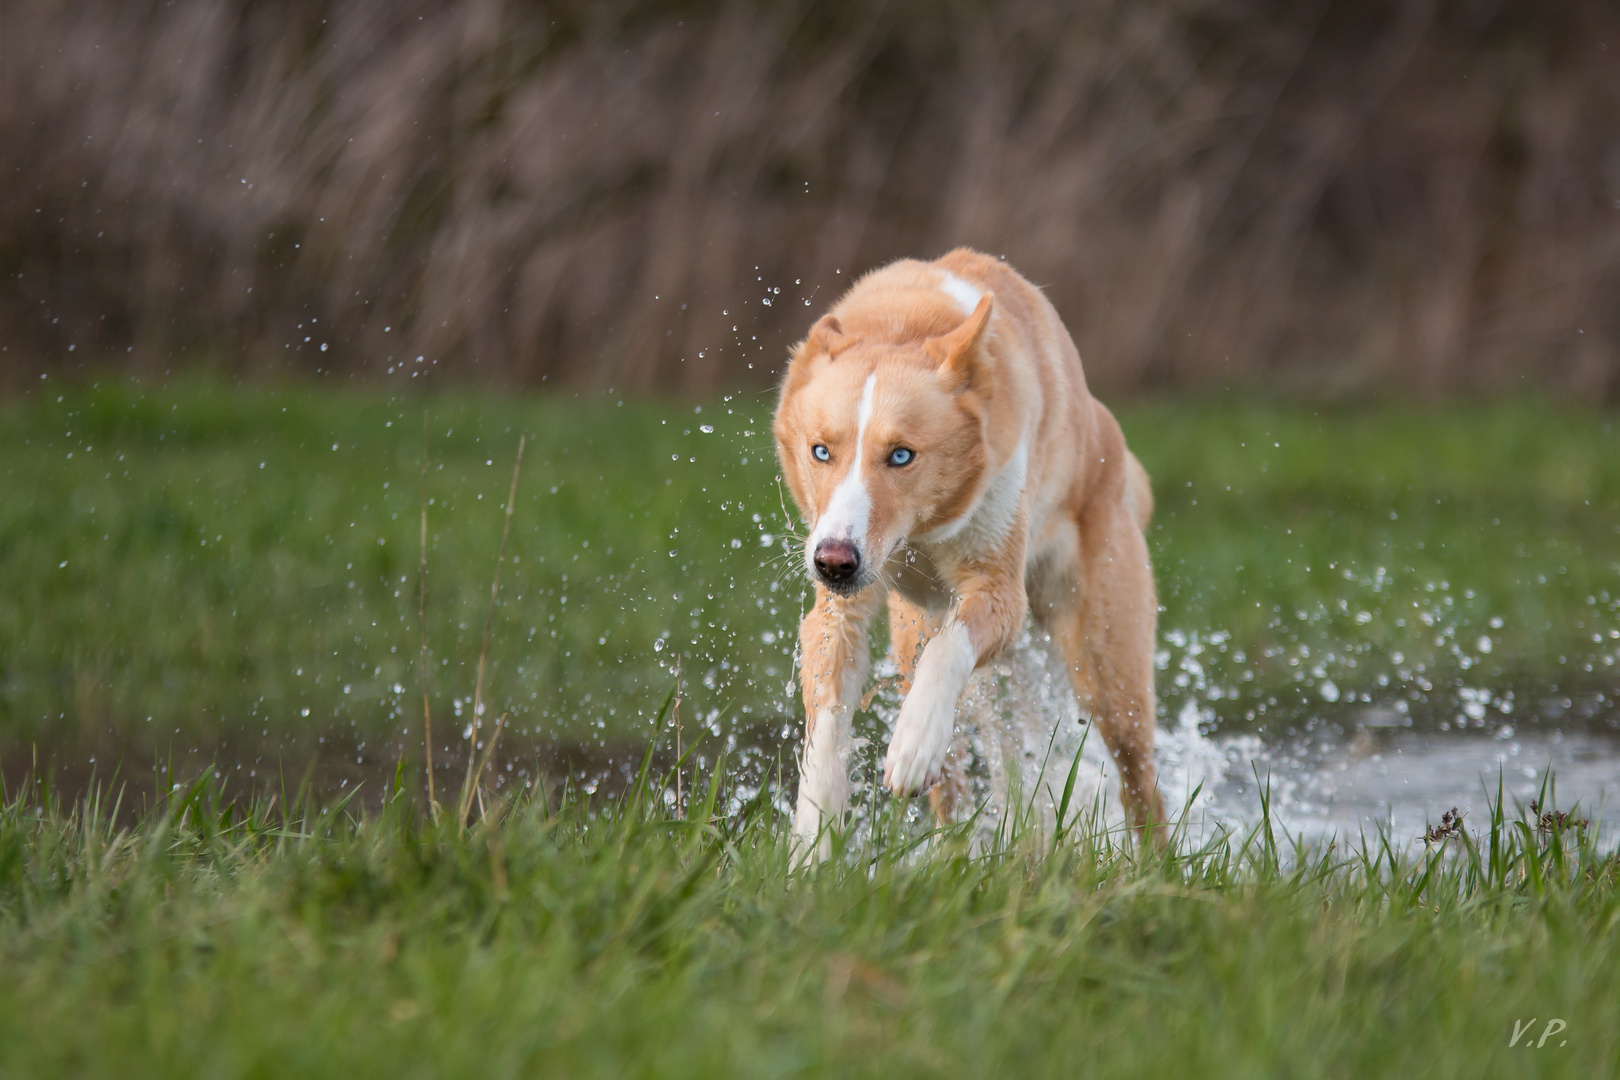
<box><xmin>772</xmin><ymin>248</ymin><xmax>1165</xmax><ymax>860</ymax></box>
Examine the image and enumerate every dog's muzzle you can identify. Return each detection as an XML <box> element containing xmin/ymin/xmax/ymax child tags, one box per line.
<box><xmin>812</xmin><ymin>538</ymin><xmax>862</xmax><ymax>592</ymax></box>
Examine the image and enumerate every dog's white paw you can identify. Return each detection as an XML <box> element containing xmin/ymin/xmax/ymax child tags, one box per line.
<box><xmin>882</xmin><ymin>622</ymin><xmax>975</xmax><ymax>797</ymax></box>
<box><xmin>790</xmin><ymin>816</ymin><xmax>833</xmax><ymax>868</ymax></box>
<box><xmin>882</xmin><ymin>691</ymin><xmax>955</xmax><ymax>796</ymax></box>
<box><xmin>791</xmin><ymin>778</ymin><xmax>842</xmax><ymax>866</ymax></box>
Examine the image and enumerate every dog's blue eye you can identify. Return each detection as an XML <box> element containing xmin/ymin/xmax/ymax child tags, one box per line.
<box><xmin>887</xmin><ymin>447</ymin><xmax>914</xmax><ymax>467</ymax></box>
<box><xmin>812</xmin><ymin>444</ymin><xmax>830</xmax><ymax>462</ymax></box>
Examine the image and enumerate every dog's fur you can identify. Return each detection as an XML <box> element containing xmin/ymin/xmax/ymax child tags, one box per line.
<box><xmin>773</xmin><ymin>249</ymin><xmax>1164</xmax><ymax>859</ymax></box>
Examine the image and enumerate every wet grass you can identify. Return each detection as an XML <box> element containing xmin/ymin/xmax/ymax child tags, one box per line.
<box><xmin>0</xmin><ymin>765</ymin><xmax>1616</xmax><ymax>1077</ymax></box>
<box><xmin>1</xmin><ymin>379</ymin><xmax>1617</xmax><ymax>798</ymax></box>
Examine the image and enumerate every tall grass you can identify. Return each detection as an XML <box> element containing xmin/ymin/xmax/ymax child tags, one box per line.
<box><xmin>4</xmin><ymin>0</ymin><xmax>1618</xmax><ymax>398</ymax></box>
<box><xmin>0</xmin><ymin>757</ymin><xmax>1616</xmax><ymax>1076</ymax></box>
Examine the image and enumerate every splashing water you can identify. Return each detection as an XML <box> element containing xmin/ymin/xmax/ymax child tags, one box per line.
<box><xmin>846</xmin><ymin>626</ymin><xmax>1251</xmax><ymax>844</ymax></box>
<box><xmin>849</xmin><ymin>625</ymin><xmax>1619</xmax><ymax>853</ymax></box>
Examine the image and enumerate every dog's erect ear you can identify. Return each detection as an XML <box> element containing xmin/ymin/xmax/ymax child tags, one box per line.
<box><xmin>803</xmin><ymin>314</ymin><xmax>854</xmax><ymax>360</ymax></box>
<box><xmin>924</xmin><ymin>294</ymin><xmax>993</xmax><ymax>392</ymax></box>
<box><xmin>782</xmin><ymin>315</ymin><xmax>852</xmax><ymax>399</ymax></box>
<box><xmin>784</xmin><ymin>314</ymin><xmax>855</xmax><ymax>396</ymax></box>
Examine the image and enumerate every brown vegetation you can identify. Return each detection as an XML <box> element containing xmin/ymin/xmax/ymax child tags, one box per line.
<box><xmin>3</xmin><ymin>0</ymin><xmax>1618</xmax><ymax>397</ymax></box>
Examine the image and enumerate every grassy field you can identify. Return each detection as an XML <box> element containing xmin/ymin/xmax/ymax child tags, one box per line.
<box><xmin>2</xmin><ymin>379</ymin><xmax>1616</xmax><ymax>800</ymax></box>
<box><xmin>2</xmin><ymin>379</ymin><xmax>1619</xmax><ymax>1075</ymax></box>
<box><xmin>0</xmin><ymin>769</ymin><xmax>1616</xmax><ymax>1077</ymax></box>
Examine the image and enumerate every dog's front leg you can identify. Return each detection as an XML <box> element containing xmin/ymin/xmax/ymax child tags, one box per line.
<box><xmin>793</xmin><ymin>583</ymin><xmax>883</xmax><ymax>863</ymax></box>
<box><xmin>883</xmin><ymin>559</ymin><xmax>1027</xmax><ymax>797</ymax></box>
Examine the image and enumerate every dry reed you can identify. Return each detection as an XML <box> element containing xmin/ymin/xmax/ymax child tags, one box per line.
<box><xmin>672</xmin><ymin>656</ymin><xmax>684</xmax><ymax>814</ymax></box>
<box><xmin>3</xmin><ymin>0</ymin><xmax>1617</xmax><ymax>398</ymax></box>
<box><xmin>456</xmin><ymin>431</ymin><xmax>527</xmax><ymax>831</ymax></box>
<box><xmin>418</xmin><ymin>410</ymin><xmax>438</xmax><ymax>818</ymax></box>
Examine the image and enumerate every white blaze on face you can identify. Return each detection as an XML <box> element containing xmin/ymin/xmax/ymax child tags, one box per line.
<box><xmin>807</xmin><ymin>373</ymin><xmax>877</xmax><ymax>568</ymax></box>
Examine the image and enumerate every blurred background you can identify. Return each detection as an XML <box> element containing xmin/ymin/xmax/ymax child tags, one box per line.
<box><xmin>5</xmin><ymin>0</ymin><xmax>1619</xmax><ymax>398</ymax></box>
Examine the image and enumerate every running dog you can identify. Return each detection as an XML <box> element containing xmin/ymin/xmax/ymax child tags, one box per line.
<box><xmin>773</xmin><ymin>248</ymin><xmax>1164</xmax><ymax>860</ymax></box>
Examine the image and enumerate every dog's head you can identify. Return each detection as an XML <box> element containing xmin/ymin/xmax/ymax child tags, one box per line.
<box><xmin>773</xmin><ymin>293</ymin><xmax>995</xmax><ymax>595</ymax></box>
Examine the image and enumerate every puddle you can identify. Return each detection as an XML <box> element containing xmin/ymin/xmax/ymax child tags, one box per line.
<box><xmin>904</xmin><ymin>628</ymin><xmax>1620</xmax><ymax>852</ymax></box>
<box><xmin>1198</xmin><ymin>726</ymin><xmax>1620</xmax><ymax>849</ymax></box>
<box><xmin>7</xmin><ymin>625</ymin><xmax>1616</xmax><ymax>851</ymax></box>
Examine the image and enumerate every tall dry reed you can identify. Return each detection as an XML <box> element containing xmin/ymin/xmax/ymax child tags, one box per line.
<box><xmin>3</xmin><ymin>0</ymin><xmax>1617</xmax><ymax>397</ymax></box>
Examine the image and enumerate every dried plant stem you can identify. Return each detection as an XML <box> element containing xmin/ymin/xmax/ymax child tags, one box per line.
<box><xmin>468</xmin><ymin>710</ymin><xmax>510</xmax><ymax>823</ymax></box>
<box><xmin>457</xmin><ymin>431</ymin><xmax>528</xmax><ymax>831</ymax></box>
<box><xmin>419</xmin><ymin>410</ymin><xmax>439</xmax><ymax>819</ymax></box>
<box><xmin>672</xmin><ymin>656</ymin><xmax>684</xmax><ymax>814</ymax></box>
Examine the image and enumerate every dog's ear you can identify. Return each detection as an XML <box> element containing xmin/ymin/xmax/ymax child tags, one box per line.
<box><xmin>925</xmin><ymin>294</ymin><xmax>993</xmax><ymax>393</ymax></box>
<box><xmin>783</xmin><ymin>314</ymin><xmax>854</xmax><ymax>396</ymax></box>
<box><xmin>803</xmin><ymin>314</ymin><xmax>854</xmax><ymax>360</ymax></box>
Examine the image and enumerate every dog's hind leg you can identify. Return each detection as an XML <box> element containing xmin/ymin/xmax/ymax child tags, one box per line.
<box><xmin>927</xmin><ymin>740</ymin><xmax>972</xmax><ymax>825</ymax></box>
<box><xmin>886</xmin><ymin>591</ymin><xmax>937</xmax><ymax>693</ymax></box>
<box><xmin>1048</xmin><ymin>504</ymin><xmax>1165</xmax><ymax>836</ymax></box>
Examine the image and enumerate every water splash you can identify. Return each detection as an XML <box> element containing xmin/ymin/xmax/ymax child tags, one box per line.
<box><xmin>850</xmin><ymin>625</ymin><xmax>1619</xmax><ymax>853</ymax></box>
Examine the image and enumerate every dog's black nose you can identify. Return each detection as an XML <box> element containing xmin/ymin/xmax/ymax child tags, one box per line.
<box><xmin>813</xmin><ymin>539</ymin><xmax>861</xmax><ymax>585</ymax></box>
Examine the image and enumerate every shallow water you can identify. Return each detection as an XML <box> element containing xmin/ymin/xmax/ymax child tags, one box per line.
<box><xmin>1196</xmin><ymin>726</ymin><xmax>1620</xmax><ymax>849</ymax></box>
<box><xmin>9</xmin><ymin>628</ymin><xmax>1616</xmax><ymax>849</ymax></box>
<box><xmin>915</xmin><ymin>629</ymin><xmax>1620</xmax><ymax>852</ymax></box>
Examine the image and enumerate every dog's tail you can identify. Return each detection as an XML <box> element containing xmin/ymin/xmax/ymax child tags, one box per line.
<box><xmin>1123</xmin><ymin>451</ymin><xmax>1154</xmax><ymax>531</ymax></box>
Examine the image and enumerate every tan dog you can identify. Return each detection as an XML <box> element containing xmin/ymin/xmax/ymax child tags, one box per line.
<box><xmin>773</xmin><ymin>248</ymin><xmax>1164</xmax><ymax>860</ymax></box>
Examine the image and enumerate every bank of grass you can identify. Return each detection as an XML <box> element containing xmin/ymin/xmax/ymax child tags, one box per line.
<box><xmin>1</xmin><ymin>379</ymin><xmax>1617</xmax><ymax>791</ymax></box>
<box><xmin>0</xmin><ymin>766</ymin><xmax>1616</xmax><ymax>1077</ymax></box>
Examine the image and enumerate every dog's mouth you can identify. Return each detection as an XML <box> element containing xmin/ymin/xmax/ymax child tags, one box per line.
<box><xmin>812</xmin><ymin>569</ymin><xmax>871</xmax><ymax>597</ymax></box>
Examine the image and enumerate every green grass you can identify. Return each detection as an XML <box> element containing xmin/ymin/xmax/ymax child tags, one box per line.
<box><xmin>3</xmin><ymin>379</ymin><xmax>1620</xmax><ymax>1076</ymax></box>
<box><xmin>0</xmin><ymin>767</ymin><xmax>1616</xmax><ymax>1077</ymax></box>
<box><xmin>1</xmin><ymin>380</ymin><xmax>1618</xmax><ymax>796</ymax></box>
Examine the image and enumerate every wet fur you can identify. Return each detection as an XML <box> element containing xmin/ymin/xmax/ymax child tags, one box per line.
<box><xmin>774</xmin><ymin>248</ymin><xmax>1164</xmax><ymax>861</ymax></box>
